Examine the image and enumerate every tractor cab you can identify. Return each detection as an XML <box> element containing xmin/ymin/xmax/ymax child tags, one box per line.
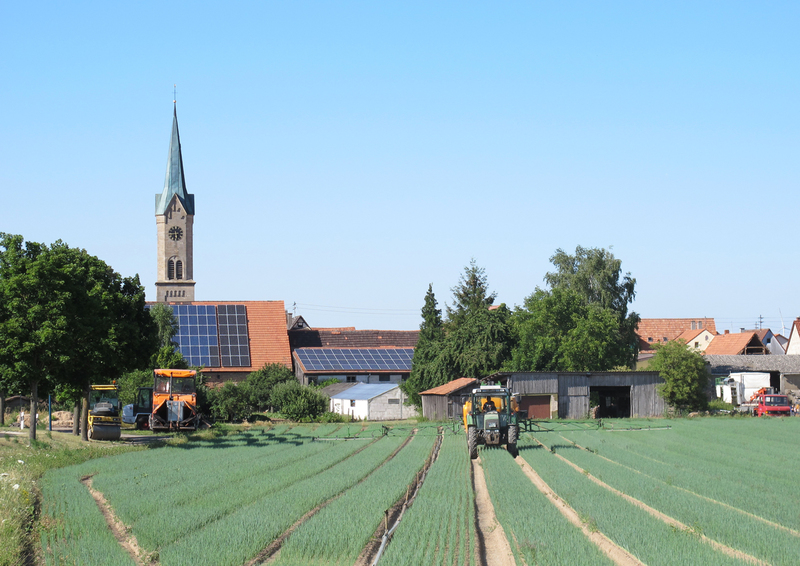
<box><xmin>463</xmin><ymin>385</ymin><xmax>520</xmax><ymax>458</ymax></box>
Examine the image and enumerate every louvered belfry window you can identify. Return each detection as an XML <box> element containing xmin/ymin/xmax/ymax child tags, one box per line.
<box><xmin>176</xmin><ymin>260</ymin><xmax>183</xmax><ymax>280</ymax></box>
<box><xmin>168</xmin><ymin>259</ymin><xmax>175</xmax><ymax>280</ymax></box>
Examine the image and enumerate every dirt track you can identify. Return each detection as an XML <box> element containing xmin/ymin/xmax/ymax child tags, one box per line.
<box><xmin>472</xmin><ymin>457</ymin><xmax>516</xmax><ymax>566</ymax></box>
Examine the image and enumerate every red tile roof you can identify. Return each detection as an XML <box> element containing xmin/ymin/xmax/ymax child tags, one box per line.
<box><xmin>420</xmin><ymin>377</ymin><xmax>478</xmax><ymax>396</ymax></box>
<box><xmin>675</xmin><ymin>329</ymin><xmax>704</xmax><ymax>343</ymax></box>
<box><xmin>637</xmin><ymin>318</ymin><xmax>717</xmax><ymax>350</ymax></box>
<box><xmin>703</xmin><ymin>332</ymin><xmax>764</xmax><ymax>356</ymax></box>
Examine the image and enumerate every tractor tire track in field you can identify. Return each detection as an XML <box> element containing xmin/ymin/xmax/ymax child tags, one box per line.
<box><xmin>556</xmin><ymin>433</ymin><xmax>800</xmax><ymax>539</ymax></box>
<box><xmin>472</xmin><ymin>456</ymin><xmax>516</xmax><ymax>566</ymax></box>
<box><xmin>80</xmin><ymin>474</ymin><xmax>156</xmax><ymax>566</ymax></box>
<box><xmin>512</xmin><ymin>456</ymin><xmax>643</xmax><ymax>566</ymax></box>
<box><xmin>530</xmin><ymin>437</ymin><xmax>770</xmax><ymax>566</ymax></box>
<box><xmin>251</xmin><ymin>431</ymin><xmax>417</xmax><ymax>566</ymax></box>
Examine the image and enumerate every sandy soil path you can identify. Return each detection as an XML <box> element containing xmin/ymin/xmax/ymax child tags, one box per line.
<box><xmin>472</xmin><ymin>457</ymin><xmax>516</xmax><ymax>566</ymax></box>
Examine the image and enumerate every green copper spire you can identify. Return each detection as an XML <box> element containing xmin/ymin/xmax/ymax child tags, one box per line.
<box><xmin>155</xmin><ymin>104</ymin><xmax>195</xmax><ymax>215</ymax></box>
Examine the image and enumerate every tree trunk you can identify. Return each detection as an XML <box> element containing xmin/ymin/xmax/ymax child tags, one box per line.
<box><xmin>80</xmin><ymin>388</ymin><xmax>89</xmax><ymax>442</ymax></box>
<box><xmin>0</xmin><ymin>391</ymin><xmax>5</xmax><ymax>426</ymax></box>
<box><xmin>29</xmin><ymin>380</ymin><xmax>38</xmax><ymax>443</ymax></box>
<box><xmin>72</xmin><ymin>402</ymin><xmax>80</xmax><ymax>435</ymax></box>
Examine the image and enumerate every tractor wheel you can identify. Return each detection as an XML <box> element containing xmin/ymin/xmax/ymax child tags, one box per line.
<box><xmin>468</xmin><ymin>427</ymin><xmax>478</xmax><ymax>460</ymax></box>
<box><xmin>507</xmin><ymin>425</ymin><xmax>519</xmax><ymax>457</ymax></box>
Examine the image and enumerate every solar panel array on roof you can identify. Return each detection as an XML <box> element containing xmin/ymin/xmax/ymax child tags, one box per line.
<box><xmin>171</xmin><ymin>304</ymin><xmax>220</xmax><ymax>367</ymax></box>
<box><xmin>217</xmin><ymin>304</ymin><xmax>251</xmax><ymax>367</ymax></box>
<box><xmin>295</xmin><ymin>348</ymin><xmax>414</xmax><ymax>372</ymax></box>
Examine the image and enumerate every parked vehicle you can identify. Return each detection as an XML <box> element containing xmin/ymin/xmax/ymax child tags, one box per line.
<box><xmin>749</xmin><ymin>389</ymin><xmax>791</xmax><ymax>417</ymax></box>
<box><xmin>140</xmin><ymin>369</ymin><xmax>201</xmax><ymax>432</ymax></box>
<box><xmin>88</xmin><ymin>384</ymin><xmax>121</xmax><ymax>440</ymax></box>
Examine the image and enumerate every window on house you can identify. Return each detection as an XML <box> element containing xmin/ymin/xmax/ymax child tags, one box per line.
<box><xmin>379</xmin><ymin>375</ymin><xmax>390</xmax><ymax>382</ymax></box>
<box><xmin>663</xmin><ymin>337</ymin><xmax>668</xmax><ymax>342</ymax></box>
<box><xmin>176</xmin><ymin>260</ymin><xmax>183</xmax><ymax>280</ymax></box>
<box><xmin>388</xmin><ymin>398</ymin><xmax>400</xmax><ymax>405</ymax></box>
<box><xmin>350</xmin><ymin>400</ymin><xmax>355</xmax><ymax>407</ymax></box>
<box><xmin>346</xmin><ymin>376</ymin><xmax>356</xmax><ymax>383</ymax></box>
<box><xmin>648</xmin><ymin>337</ymin><xmax>653</xmax><ymax>343</ymax></box>
<box><xmin>168</xmin><ymin>260</ymin><xmax>175</xmax><ymax>280</ymax></box>
<box><xmin>691</xmin><ymin>321</ymin><xmax>696</xmax><ymax>330</ymax></box>
<box><xmin>699</xmin><ymin>321</ymin><xmax>703</xmax><ymax>329</ymax></box>
<box><xmin>694</xmin><ymin>342</ymin><xmax>699</xmax><ymax>348</ymax></box>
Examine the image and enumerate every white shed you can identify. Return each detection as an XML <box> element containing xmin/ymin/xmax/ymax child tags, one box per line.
<box><xmin>329</xmin><ymin>383</ymin><xmax>418</xmax><ymax>421</ymax></box>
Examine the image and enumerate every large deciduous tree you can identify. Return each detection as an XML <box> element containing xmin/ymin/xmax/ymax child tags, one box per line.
<box><xmin>508</xmin><ymin>288</ymin><xmax>624</xmax><ymax>371</ymax></box>
<box><xmin>542</xmin><ymin>246</ymin><xmax>640</xmax><ymax>368</ymax></box>
<box><xmin>649</xmin><ymin>340</ymin><xmax>709</xmax><ymax>412</ymax></box>
<box><xmin>0</xmin><ymin>234</ymin><xmax>158</xmax><ymax>442</ymax></box>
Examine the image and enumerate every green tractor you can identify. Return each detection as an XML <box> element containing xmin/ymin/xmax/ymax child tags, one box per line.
<box><xmin>462</xmin><ymin>385</ymin><xmax>520</xmax><ymax>459</ymax></box>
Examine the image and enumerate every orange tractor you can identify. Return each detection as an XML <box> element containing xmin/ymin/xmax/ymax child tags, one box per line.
<box><xmin>139</xmin><ymin>369</ymin><xmax>202</xmax><ymax>432</ymax></box>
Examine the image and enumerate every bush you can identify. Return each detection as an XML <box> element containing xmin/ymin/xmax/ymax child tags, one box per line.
<box><xmin>270</xmin><ymin>382</ymin><xmax>328</xmax><ymax>421</ymax></box>
<box><xmin>708</xmin><ymin>399</ymin><xmax>735</xmax><ymax>412</ymax></box>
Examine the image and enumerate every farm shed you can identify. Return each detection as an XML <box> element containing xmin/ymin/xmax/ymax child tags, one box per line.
<box><xmin>704</xmin><ymin>355</ymin><xmax>800</xmax><ymax>398</ymax></box>
<box><xmin>419</xmin><ymin>378</ymin><xmax>478</xmax><ymax>420</ymax></box>
<box><xmin>492</xmin><ymin>371</ymin><xmax>665</xmax><ymax>419</ymax></box>
<box><xmin>329</xmin><ymin>383</ymin><xmax>418</xmax><ymax>421</ymax></box>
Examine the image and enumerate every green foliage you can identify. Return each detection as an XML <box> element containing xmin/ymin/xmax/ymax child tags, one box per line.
<box><xmin>649</xmin><ymin>340</ymin><xmax>709</xmax><ymax>412</ymax></box>
<box><xmin>0</xmin><ymin>234</ymin><xmax>158</xmax><ymax>441</ymax></box>
<box><xmin>508</xmin><ymin>287</ymin><xmax>625</xmax><ymax>371</ymax></box>
<box><xmin>117</xmin><ymin>369</ymin><xmax>152</xmax><ymax>407</ymax></box>
<box><xmin>209</xmin><ymin>381</ymin><xmax>250</xmax><ymax>422</ymax></box>
<box><xmin>707</xmin><ymin>398</ymin><xmax>735</xmax><ymax>412</ymax></box>
<box><xmin>403</xmin><ymin>284</ymin><xmax>445</xmax><ymax>406</ymax></box>
<box><xmin>244</xmin><ymin>363</ymin><xmax>296</xmax><ymax>412</ymax></box>
<box><xmin>404</xmin><ymin>265</ymin><xmax>513</xmax><ymax>406</ymax></box>
<box><xmin>151</xmin><ymin>345</ymin><xmax>189</xmax><ymax>370</ymax></box>
<box><xmin>269</xmin><ymin>381</ymin><xmax>328</xmax><ymax>421</ymax></box>
<box><xmin>446</xmin><ymin>258</ymin><xmax>497</xmax><ymax>326</ymax></box>
<box><xmin>149</xmin><ymin>302</ymin><xmax>179</xmax><ymax>348</ymax></box>
<box><xmin>543</xmin><ymin>246</ymin><xmax>640</xmax><ymax>368</ymax></box>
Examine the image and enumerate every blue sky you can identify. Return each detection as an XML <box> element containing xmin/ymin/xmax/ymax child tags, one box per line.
<box><xmin>1</xmin><ymin>2</ymin><xmax>798</xmax><ymax>332</ymax></box>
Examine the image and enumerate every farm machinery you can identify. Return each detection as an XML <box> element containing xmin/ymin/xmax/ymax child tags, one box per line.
<box><xmin>88</xmin><ymin>384</ymin><xmax>121</xmax><ymax>440</ymax></box>
<box><xmin>135</xmin><ymin>369</ymin><xmax>201</xmax><ymax>432</ymax></box>
<box><xmin>463</xmin><ymin>385</ymin><xmax>521</xmax><ymax>459</ymax></box>
<box><xmin>746</xmin><ymin>388</ymin><xmax>791</xmax><ymax>417</ymax></box>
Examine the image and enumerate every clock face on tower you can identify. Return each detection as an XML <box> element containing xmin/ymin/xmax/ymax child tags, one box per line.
<box><xmin>168</xmin><ymin>226</ymin><xmax>183</xmax><ymax>241</ymax></box>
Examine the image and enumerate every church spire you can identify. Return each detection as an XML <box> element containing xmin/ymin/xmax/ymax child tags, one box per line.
<box><xmin>155</xmin><ymin>105</ymin><xmax>195</xmax><ymax>215</ymax></box>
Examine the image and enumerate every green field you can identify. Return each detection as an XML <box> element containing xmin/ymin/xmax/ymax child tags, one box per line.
<box><xmin>11</xmin><ymin>418</ymin><xmax>800</xmax><ymax>565</ymax></box>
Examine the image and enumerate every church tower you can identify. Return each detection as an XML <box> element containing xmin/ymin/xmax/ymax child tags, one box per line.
<box><xmin>155</xmin><ymin>104</ymin><xmax>195</xmax><ymax>302</ymax></box>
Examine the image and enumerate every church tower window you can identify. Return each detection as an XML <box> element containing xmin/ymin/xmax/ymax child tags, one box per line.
<box><xmin>168</xmin><ymin>259</ymin><xmax>175</xmax><ymax>280</ymax></box>
<box><xmin>176</xmin><ymin>260</ymin><xmax>183</xmax><ymax>280</ymax></box>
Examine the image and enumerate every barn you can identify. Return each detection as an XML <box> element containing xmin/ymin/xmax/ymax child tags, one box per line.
<box><xmin>329</xmin><ymin>383</ymin><xmax>418</xmax><ymax>421</ymax></box>
<box><xmin>419</xmin><ymin>378</ymin><xmax>478</xmax><ymax>421</ymax></box>
<box><xmin>493</xmin><ymin>371</ymin><xmax>665</xmax><ymax>419</ymax></box>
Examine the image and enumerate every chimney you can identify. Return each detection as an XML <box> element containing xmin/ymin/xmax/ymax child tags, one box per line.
<box><xmin>740</xmin><ymin>328</ymin><xmax>745</xmax><ymax>333</ymax></box>
<box><xmin>725</xmin><ymin>329</ymin><xmax>730</xmax><ymax>335</ymax></box>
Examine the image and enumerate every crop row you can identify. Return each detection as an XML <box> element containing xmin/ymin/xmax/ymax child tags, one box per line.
<box><xmin>481</xmin><ymin>446</ymin><xmax>615</xmax><ymax>566</ymax></box>
<box><xmin>40</xmin><ymin>469</ymin><xmax>134</xmax><ymax>566</ymax></box>
<box><xmin>92</xmin><ymin>429</ymin><xmax>367</xmax><ymax>549</ymax></box>
<box><xmin>271</xmin><ymin>432</ymin><xmax>436</xmax><ymax>565</ymax></box>
<box><xmin>555</xmin><ymin>420</ymin><xmax>800</xmax><ymax>530</ymax></box>
<box><xmin>518</xmin><ymin>436</ymin><xmax>750</xmax><ymax>565</ymax></box>
<box><xmin>157</xmin><ymin>432</ymin><xmax>410</xmax><ymax>566</ymax></box>
<box><xmin>378</xmin><ymin>433</ymin><xmax>477</xmax><ymax>566</ymax></box>
<box><xmin>531</xmin><ymin>430</ymin><xmax>800</xmax><ymax>565</ymax></box>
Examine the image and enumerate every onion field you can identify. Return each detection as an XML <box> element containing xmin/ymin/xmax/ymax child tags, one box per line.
<box><xmin>38</xmin><ymin>418</ymin><xmax>800</xmax><ymax>565</ymax></box>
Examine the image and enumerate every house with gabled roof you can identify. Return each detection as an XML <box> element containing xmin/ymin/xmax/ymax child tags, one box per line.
<box><xmin>329</xmin><ymin>383</ymin><xmax>417</xmax><ymax>420</ymax></box>
<box><xmin>674</xmin><ymin>328</ymin><xmax>716</xmax><ymax>352</ymax></box>
<box><xmin>636</xmin><ymin>318</ymin><xmax>717</xmax><ymax>351</ymax></box>
<box><xmin>704</xmin><ymin>331</ymin><xmax>766</xmax><ymax>356</ymax></box>
<box><xmin>784</xmin><ymin>319</ymin><xmax>800</xmax><ymax>355</ymax></box>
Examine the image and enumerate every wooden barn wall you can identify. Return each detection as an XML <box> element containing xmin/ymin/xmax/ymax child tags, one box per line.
<box><xmin>510</xmin><ymin>372</ymin><xmax>664</xmax><ymax>419</ymax></box>
<box><xmin>507</xmin><ymin>373</ymin><xmax>558</xmax><ymax>394</ymax></box>
<box><xmin>420</xmin><ymin>395</ymin><xmax>448</xmax><ymax>421</ymax></box>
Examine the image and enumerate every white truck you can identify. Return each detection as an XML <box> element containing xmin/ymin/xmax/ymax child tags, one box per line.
<box><xmin>717</xmin><ymin>372</ymin><xmax>772</xmax><ymax>411</ymax></box>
